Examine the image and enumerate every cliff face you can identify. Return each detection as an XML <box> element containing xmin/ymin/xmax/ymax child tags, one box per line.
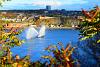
<box><xmin>60</xmin><ymin>17</ymin><xmax>80</xmax><ymax>27</ymax></box>
<box><xmin>34</xmin><ymin>17</ymin><xmax>80</xmax><ymax>27</ymax></box>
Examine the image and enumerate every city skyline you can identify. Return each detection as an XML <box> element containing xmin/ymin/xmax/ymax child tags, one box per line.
<box><xmin>0</xmin><ymin>0</ymin><xmax>100</xmax><ymax>10</ymax></box>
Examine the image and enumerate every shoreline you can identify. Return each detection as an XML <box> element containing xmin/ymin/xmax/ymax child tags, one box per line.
<box><xmin>2</xmin><ymin>22</ymin><xmax>79</xmax><ymax>30</ymax></box>
<box><xmin>33</xmin><ymin>26</ymin><xmax>78</xmax><ymax>29</ymax></box>
<box><xmin>46</xmin><ymin>27</ymin><xmax>76</xmax><ymax>29</ymax></box>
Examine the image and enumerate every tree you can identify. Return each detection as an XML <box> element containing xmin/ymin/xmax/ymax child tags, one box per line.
<box><xmin>79</xmin><ymin>6</ymin><xmax>100</xmax><ymax>64</ymax></box>
<box><xmin>42</xmin><ymin>42</ymin><xmax>78</xmax><ymax>67</ymax></box>
<box><xmin>80</xmin><ymin>6</ymin><xmax>100</xmax><ymax>42</ymax></box>
<box><xmin>0</xmin><ymin>0</ymin><xmax>11</xmax><ymax>6</ymax></box>
<box><xmin>0</xmin><ymin>26</ymin><xmax>24</xmax><ymax>63</ymax></box>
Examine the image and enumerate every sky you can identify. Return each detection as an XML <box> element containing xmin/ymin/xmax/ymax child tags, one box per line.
<box><xmin>0</xmin><ymin>0</ymin><xmax>100</xmax><ymax>10</ymax></box>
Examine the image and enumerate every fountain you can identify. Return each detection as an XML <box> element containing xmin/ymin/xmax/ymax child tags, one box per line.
<box><xmin>26</xmin><ymin>25</ymin><xmax>46</xmax><ymax>39</ymax></box>
<box><xmin>38</xmin><ymin>25</ymin><xmax>46</xmax><ymax>38</ymax></box>
<box><xmin>26</xmin><ymin>25</ymin><xmax>38</xmax><ymax>39</ymax></box>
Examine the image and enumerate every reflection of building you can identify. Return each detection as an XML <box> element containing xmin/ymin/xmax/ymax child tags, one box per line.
<box><xmin>46</xmin><ymin>5</ymin><xmax>51</xmax><ymax>10</ymax></box>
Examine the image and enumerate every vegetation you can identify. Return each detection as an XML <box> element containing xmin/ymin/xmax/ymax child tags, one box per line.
<box><xmin>0</xmin><ymin>0</ymin><xmax>11</xmax><ymax>6</ymax></box>
<box><xmin>0</xmin><ymin>24</ymin><xmax>24</xmax><ymax>66</ymax></box>
<box><xmin>80</xmin><ymin>6</ymin><xmax>100</xmax><ymax>41</ymax></box>
<box><xmin>0</xmin><ymin>43</ymin><xmax>77</xmax><ymax>67</ymax></box>
<box><xmin>79</xmin><ymin>6</ymin><xmax>100</xmax><ymax>65</ymax></box>
<box><xmin>42</xmin><ymin>43</ymin><xmax>77</xmax><ymax>67</ymax></box>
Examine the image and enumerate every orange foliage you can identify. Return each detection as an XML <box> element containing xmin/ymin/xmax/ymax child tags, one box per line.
<box><xmin>82</xmin><ymin>6</ymin><xmax>99</xmax><ymax>22</ymax></box>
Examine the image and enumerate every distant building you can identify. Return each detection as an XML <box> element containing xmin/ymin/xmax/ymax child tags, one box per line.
<box><xmin>46</xmin><ymin>5</ymin><xmax>51</xmax><ymax>10</ymax></box>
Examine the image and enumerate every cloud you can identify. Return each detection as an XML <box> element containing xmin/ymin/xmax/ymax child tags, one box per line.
<box><xmin>2</xmin><ymin>0</ymin><xmax>88</xmax><ymax>7</ymax></box>
<box><xmin>32</xmin><ymin>0</ymin><xmax>61</xmax><ymax>6</ymax></box>
<box><xmin>64</xmin><ymin>0</ymin><xmax>88</xmax><ymax>5</ymax></box>
<box><xmin>0</xmin><ymin>0</ymin><xmax>91</xmax><ymax>10</ymax></box>
<box><xmin>32</xmin><ymin>0</ymin><xmax>88</xmax><ymax>6</ymax></box>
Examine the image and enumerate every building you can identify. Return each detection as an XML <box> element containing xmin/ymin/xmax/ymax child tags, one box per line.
<box><xmin>46</xmin><ymin>5</ymin><xmax>51</xmax><ymax>10</ymax></box>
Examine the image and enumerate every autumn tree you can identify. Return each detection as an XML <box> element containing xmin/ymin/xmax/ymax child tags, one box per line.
<box><xmin>79</xmin><ymin>6</ymin><xmax>100</xmax><ymax>64</ymax></box>
<box><xmin>0</xmin><ymin>0</ymin><xmax>25</xmax><ymax>65</ymax></box>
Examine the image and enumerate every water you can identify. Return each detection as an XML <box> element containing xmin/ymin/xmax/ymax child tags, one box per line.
<box><xmin>11</xmin><ymin>29</ymin><xmax>79</xmax><ymax>61</ymax></box>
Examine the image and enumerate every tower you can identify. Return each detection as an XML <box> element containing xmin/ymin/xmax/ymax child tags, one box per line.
<box><xmin>46</xmin><ymin>5</ymin><xmax>51</xmax><ymax>10</ymax></box>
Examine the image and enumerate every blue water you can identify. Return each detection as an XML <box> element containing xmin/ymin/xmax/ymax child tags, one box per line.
<box><xmin>11</xmin><ymin>29</ymin><xmax>79</xmax><ymax>61</ymax></box>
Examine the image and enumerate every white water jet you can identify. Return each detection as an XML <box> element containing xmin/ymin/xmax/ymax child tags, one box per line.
<box><xmin>26</xmin><ymin>25</ymin><xmax>46</xmax><ymax>39</ymax></box>
<box><xmin>38</xmin><ymin>25</ymin><xmax>46</xmax><ymax>38</ymax></box>
<box><xmin>26</xmin><ymin>25</ymin><xmax>38</xmax><ymax>39</ymax></box>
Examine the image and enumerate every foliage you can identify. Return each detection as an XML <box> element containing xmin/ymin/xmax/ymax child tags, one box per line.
<box><xmin>0</xmin><ymin>55</ymin><xmax>30</xmax><ymax>67</ymax></box>
<box><xmin>42</xmin><ymin>42</ymin><xmax>78</xmax><ymax>67</ymax></box>
<box><xmin>0</xmin><ymin>0</ymin><xmax>11</xmax><ymax>6</ymax></box>
<box><xmin>0</xmin><ymin>42</ymin><xmax>79</xmax><ymax>67</ymax></box>
<box><xmin>79</xmin><ymin>6</ymin><xmax>100</xmax><ymax>65</ymax></box>
<box><xmin>0</xmin><ymin>23</ymin><xmax>24</xmax><ymax>64</ymax></box>
<box><xmin>80</xmin><ymin>6</ymin><xmax>100</xmax><ymax>42</ymax></box>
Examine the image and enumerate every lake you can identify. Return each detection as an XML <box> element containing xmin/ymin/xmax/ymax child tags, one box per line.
<box><xmin>11</xmin><ymin>29</ymin><xmax>79</xmax><ymax>61</ymax></box>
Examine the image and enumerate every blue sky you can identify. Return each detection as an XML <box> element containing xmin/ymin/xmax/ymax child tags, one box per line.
<box><xmin>0</xmin><ymin>0</ymin><xmax>100</xmax><ymax>10</ymax></box>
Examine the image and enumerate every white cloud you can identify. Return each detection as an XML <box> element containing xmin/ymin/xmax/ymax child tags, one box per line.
<box><xmin>1</xmin><ymin>0</ymin><xmax>98</xmax><ymax>10</ymax></box>
<box><xmin>1</xmin><ymin>0</ymin><xmax>88</xmax><ymax>7</ymax></box>
<box><xmin>32</xmin><ymin>0</ymin><xmax>88</xmax><ymax>6</ymax></box>
<box><xmin>64</xmin><ymin>0</ymin><xmax>88</xmax><ymax>5</ymax></box>
<box><xmin>32</xmin><ymin>0</ymin><xmax>61</xmax><ymax>6</ymax></box>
